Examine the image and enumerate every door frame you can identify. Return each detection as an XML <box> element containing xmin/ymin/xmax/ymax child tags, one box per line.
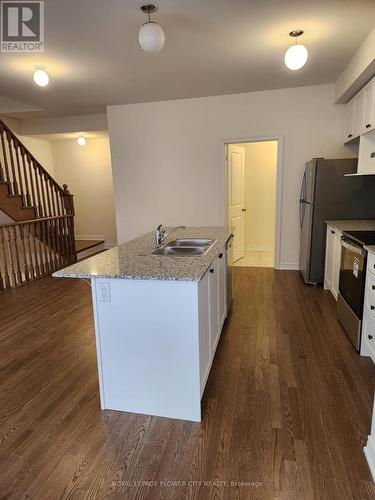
<box><xmin>221</xmin><ymin>135</ymin><xmax>284</xmax><ymax>270</ymax></box>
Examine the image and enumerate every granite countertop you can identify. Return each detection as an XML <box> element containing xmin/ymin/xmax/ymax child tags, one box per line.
<box><xmin>53</xmin><ymin>226</ymin><xmax>233</xmax><ymax>282</ymax></box>
<box><xmin>326</xmin><ymin>220</ymin><xmax>375</xmax><ymax>232</ymax></box>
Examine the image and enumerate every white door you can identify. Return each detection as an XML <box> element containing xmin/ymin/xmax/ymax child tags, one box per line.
<box><xmin>227</xmin><ymin>145</ymin><xmax>245</xmax><ymax>262</ymax></box>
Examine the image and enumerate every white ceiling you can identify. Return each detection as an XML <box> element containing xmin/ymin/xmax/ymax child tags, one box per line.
<box><xmin>0</xmin><ymin>0</ymin><xmax>374</xmax><ymax>117</ymax></box>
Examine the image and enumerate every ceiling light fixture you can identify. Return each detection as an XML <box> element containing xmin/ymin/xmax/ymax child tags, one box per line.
<box><xmin>284</xmin><ymin>30</ymin><xmax>308</xmax><ymax>70</ymax></box>
<box><xmin>139</xmin><ymin>4</ymin><xmax>165</xmax><ymax>53</ymax></box>
<box><xmin>77</xmin><ymin>136</ymin><xmax>86</xmax><ymax>146</ymax></box>
<box><xmin>33</xmin><ymin>67</ymin><xmax>49</xmax><ymax>86</ymax></box>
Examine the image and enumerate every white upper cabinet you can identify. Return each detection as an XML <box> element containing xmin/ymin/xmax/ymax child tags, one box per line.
<box><xmin>353</xmin><ymin>89</ymin><xmax>365</xmax><ymax>137</ymax></box>
<box><xmin>363</xmin><ymin>78</ymin><xmax>375</xmax><ymax>133</ymax></box>
<box><xmin>344</xmin><ymin>98</ymin><xmax>355</xmax><ymax>142</ymax></box>
<box><xmin>344</xmin><ymin>76</ymin><xmax>375</xmax><ymax>143</ymax></box>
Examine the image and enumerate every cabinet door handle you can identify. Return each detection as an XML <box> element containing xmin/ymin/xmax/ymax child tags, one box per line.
<box><xmin>331</xmin><ymin>230</ymin><xmax>335</xmax><ymax>234</ymax></box>
<box><xmin>371</xmin><ymin>305</ymin><xmax>375</xmax><ymax>311</ymax></box>
<box><xmin>369</xmin><ymin>335</ymin><xmax>373</xmax><ymax>340</ymax></box>
<box><xmin>372</xmin><ymin>285</ymin><xmax>375</xmax><ymax>290</ymax></box>
<box><xmin>219</xmin><ymin>253</ymin><xmax>223</xmax><ymax>259</ymax></box>
<box><xmin>210</xmin><ymin>268</ymin><xmax>214</xmax><ymax>273</ymax></box>
<box><xmin>366</xmin><ymin>124</ymin><xmax>371</xmax><ymax>129</ymax></box>
<box><xmin>348</xmin><ymin>134</ymin><xmax>353</xmax><ymax>138</ymax></box>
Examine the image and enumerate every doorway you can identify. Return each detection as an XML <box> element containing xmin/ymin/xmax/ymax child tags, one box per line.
<box><xmin>225</xmin><ymin>139</ymin><xmax>280</xmax><ymax>268</ymax></box>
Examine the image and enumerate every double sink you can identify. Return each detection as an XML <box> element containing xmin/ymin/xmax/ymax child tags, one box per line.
<box><xmin>152</xmin><ymin>238</ymin><xmax>216</xmax><ymax>257</ymax></box>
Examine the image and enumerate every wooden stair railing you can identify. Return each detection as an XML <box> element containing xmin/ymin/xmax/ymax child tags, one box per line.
<box><xmin>0</xmin><ymin>215</ymin><xmax>76</xmax><ymax>290</ymax></box>
<box><xmin>0</xmin><ymin>119</ymin><xmax>74</xmax><ymax>220</ymax></box>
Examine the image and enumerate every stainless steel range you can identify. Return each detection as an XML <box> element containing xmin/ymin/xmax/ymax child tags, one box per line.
<box><xmin>337</xmin><ymin>230</ymin><xmax>375</xmax><ymax>350</ymax></box>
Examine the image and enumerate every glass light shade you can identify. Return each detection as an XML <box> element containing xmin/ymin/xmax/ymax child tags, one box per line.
<box><xmin>33</xmin><ymin>69</ymin><xmax>49</xmax><ymax>86</ymax></box>
<box><xmin>284</xmin><ymin>44</ymin><xmax>308</xmax><ymax>70</ymax></box>
<box><xmin>77</xmin><ymin>136</ymin><xmax>86</xmax><ymax>146</ymax></box>
<box><xmin>139</xmin><ymin>22</ymin><xmax>165</xmax><ymax>53</ymax></box>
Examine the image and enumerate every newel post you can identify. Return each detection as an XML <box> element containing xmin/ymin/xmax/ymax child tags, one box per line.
<box><xmin>62</xmin><ymin>184</ymin><xmax>75</xmax><ymax>215</ymax></box>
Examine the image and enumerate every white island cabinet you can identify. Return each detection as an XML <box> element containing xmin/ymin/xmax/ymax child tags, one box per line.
<box><xmin>53</xmin><ymin>227</ymin><xmax>232</xmax><ymax>422</ymax></box>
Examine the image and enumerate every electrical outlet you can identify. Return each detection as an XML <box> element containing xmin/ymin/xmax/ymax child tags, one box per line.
<box><xmin>97</xmin><ymin>282</ymin><xmax>111</xmax><ymax>302</ymax></box>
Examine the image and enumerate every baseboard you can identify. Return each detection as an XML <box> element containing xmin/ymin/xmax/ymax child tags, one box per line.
<box><xmin>245</xmin><ymin>245</ymin><xmax>273</xmax><ymax>252</ymax></box>
<box><xmin>276</xmin><ymin>262</ymin><xmax>300</xmax><ymax>271</ymax></box>
<box><xmin>364</xmin><ymin>435</ymin><xmax>375</xmax><ymax>481</ymax></box>
<box><xmin>77</xmin><ymin>243</ymin><xmax>105</xmax><ymax>260</ymax></box>
<box><xmin>75</xmin><ymin>234</ymin><xmax>105</xmax><ymax>241</ymax></box>
<box><xmin>104</xmin><ymin>243</ymin><xmax>117</xmax><ymax>250</ymax></box>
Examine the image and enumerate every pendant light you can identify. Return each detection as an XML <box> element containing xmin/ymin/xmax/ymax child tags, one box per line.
<box><xmin>33</xmin><ymin>67</ymin><xmax>49</xmax><ymax>86</ymax></box>
<box><xmin>284</xmin><ymin>30</ymin><xmax>308</xmax><ymax>70</ymax></box>
<box><xmin>77</xmin><ymin>136</ymin><xmax>86</xmax><ymax>146</ymax></box>
<box><xmin>139</xmin><ymin>4</ymin><xmax>165</xmax><ymax>53</ymax></box>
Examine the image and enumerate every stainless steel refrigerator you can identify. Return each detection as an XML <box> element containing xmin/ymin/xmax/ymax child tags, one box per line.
<box><xmin>299</xmin><ymin>158</ymin><xmax>375</xmax><ymax>284</ymax></box>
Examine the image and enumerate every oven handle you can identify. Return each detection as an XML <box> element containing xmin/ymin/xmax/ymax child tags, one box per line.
<box><xmin>341</xmin><ymin>237</ymin><xmax>367</xmax><ymax>256</ymax></box>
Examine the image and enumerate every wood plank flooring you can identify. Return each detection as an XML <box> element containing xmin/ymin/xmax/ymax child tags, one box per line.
<box><xmin>0</xmin><ymin>268</ymin><xmax>374</xmax><ymax>499</ymax></box>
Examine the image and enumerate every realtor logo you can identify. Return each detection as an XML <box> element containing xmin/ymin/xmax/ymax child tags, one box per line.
<box><xmin>1</xmin><ymin>0</ymin><xmax>44</xmax><ymax>52</ymax></box>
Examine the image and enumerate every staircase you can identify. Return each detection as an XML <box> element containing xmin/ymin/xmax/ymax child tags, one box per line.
<box><xmin>0</xmin><ymin>119</ymin><xmax>76</xmax><ymax>290</ymax></box>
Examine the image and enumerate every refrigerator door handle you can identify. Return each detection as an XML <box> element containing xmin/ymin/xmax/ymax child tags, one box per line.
<box><xmin>300</xmin><ymin>171</ymin><xmax>306</xmax><ymax>203</ymax></box>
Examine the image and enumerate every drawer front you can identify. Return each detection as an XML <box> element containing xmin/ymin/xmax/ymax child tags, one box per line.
<box><xmin>365</xmin><ymin>286</ymin><xmax>375</xmax><ymax>320</ymax></box>
<box><xmin>368</xmin><ymin>251</ymin><xmax>375</xmax><ymax>278</ymax></box>
<box><xmin>367</xmin><ymin>271</ymin><xmax>375</xmax><ymax>298</ymax></box>
<box><xmin>363</xmin><ymin>312</ymin><xmax>375</xmax><ymax>350</ymax></box>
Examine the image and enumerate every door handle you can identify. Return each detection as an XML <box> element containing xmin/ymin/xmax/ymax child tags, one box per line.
<box><xmin>241</xmin><ymin>208</ymin><xmax>246</xmax><ymax>212</ymax></box>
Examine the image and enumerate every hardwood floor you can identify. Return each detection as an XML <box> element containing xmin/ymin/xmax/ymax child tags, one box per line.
<box><xmin>0</xmin><ymin>268</ymin><xmax>374</xmax><ymax>499</ymax></box>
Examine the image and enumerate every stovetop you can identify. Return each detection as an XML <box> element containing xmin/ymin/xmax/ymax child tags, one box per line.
<box><xmin>343</xmin><ymin>230</ymin><xmax>375</xmax><ymax>246</ymax></box>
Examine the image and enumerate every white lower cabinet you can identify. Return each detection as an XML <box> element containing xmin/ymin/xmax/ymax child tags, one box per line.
<box><xmin>361</xmin><ymin>252</ymin><xmax>375</xmax><ymax>363</ymax></box>
<box><xmin>209</xmin><ymin>257</ymin><xmax>219</xmax><ymax>355</ymax></box>
<box><xmin>199</xmin><ymin>252</ymin><xmax>227</xmax><ymax>396</ymax></box>
<box><xmin>324</xmin><ymin>225</ymin><xmax>342</xmax><ymax>300</ymax></box>
<box><xmin>217</xmin><ymin>251</ymin><xmax>226</xmax><ymax>330</ymax></box>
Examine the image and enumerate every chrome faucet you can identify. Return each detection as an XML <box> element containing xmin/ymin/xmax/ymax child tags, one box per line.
<box><xmin>154</xmin><ymin>224</ymin><xmax>187</xmax><ymax>247</ymax></box>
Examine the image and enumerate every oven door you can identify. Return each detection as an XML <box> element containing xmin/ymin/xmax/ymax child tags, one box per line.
<box><xmin>339</xmin><ymin>237</ymin><xmax>367</xmax><ymax>318</ymax></box>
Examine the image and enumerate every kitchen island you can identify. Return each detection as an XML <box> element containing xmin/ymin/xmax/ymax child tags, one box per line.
<box><xmin>54</xmin><ymin>227</ymin><xmax>232</xmax><ymax>422</ymax></box>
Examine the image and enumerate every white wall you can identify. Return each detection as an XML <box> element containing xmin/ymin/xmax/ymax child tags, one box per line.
<box><xmin>51</xmin><ymin>137</ymin><xmax>117</xmax><ymax>245</ymax></box>
<box><xmin>107</xmin><ymin>83</ymin><xmax>355</xmax><ymax>268</ymax></box>
<box><xmin>18</xmin><ymin>135</ymin><xmax>55</xmax><ymax>177</ymax></box>
<box><xmin>0</xmin><ymin>210</ymin><xmax>13</xmax><ymax>224</ymax></box>
<box><xmin>238</xmin><ymin>141</ymin><xmax>277</xmax><ymax>251</ymax></box>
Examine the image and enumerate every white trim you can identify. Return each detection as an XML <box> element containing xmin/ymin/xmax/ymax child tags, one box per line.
<box><xmin>364</xmin><ymin>436</ymin><xmax>375</xmax><ymax>481</ymax></box>
<box><xmin>245</xmin><ymin>245</ymin><xmax>273</xmax><ymax>252</ymax></box>
<box><xmin>220</xmin><ymin>134</ymin><xmax>284</xmax><ymax>271</ymax></box>
<box><xmin>277</xmin><ymin>262</ymin><xmax>300</xmax><ymax>271</ymax></box>
<box><xmin>75</xmin><ymin>234</ymin><xmax>105</xmax><ymax>241</ymax></box>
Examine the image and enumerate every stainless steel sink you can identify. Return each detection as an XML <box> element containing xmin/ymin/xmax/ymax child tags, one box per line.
<box><xmin>152</xmin><ymin>246</ymin><xmax>206</xmax><ymax>256</ymax></box>
<box><xmin>167</xmin><ymin>238</ymin><xmax>216</xmax><ymax>247</ymax></box>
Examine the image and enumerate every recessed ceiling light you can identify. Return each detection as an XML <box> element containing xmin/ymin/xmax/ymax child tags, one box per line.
<box><xmin>33</xmin><ymin>67</ymin><xmax>49</xmax><ymax>86</ymax></box>
<box><xmin>285</xmin><ymin>30</ymin><xmax>308</xmax><ymax>70</ymax></box>
<box><xmin>77</xmin><ymin>136</ymin><xmax>86</xmax><ymax>146</ymax></box>
<box><xmin>139</xmin><ymin>4</ymin><xmax>165</xmax><ymax>53</ymax></box>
